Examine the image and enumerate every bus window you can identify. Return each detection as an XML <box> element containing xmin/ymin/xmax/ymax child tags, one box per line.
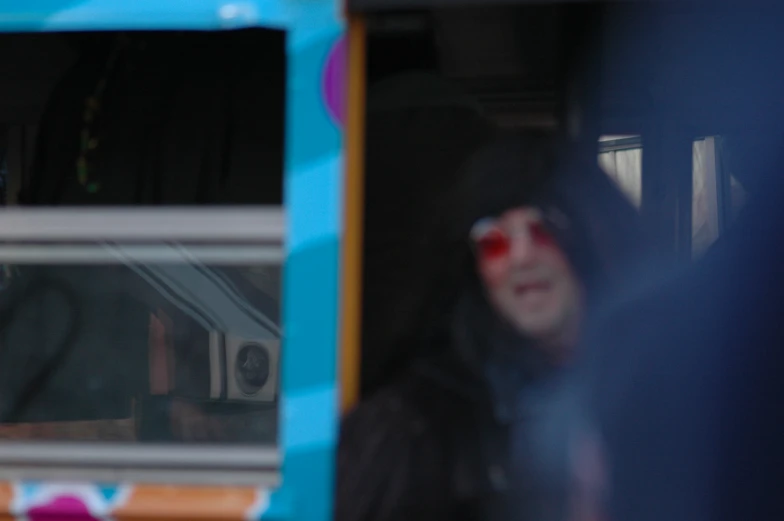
<box><xmin>598</xmin><ymin>134</ymin><xmax>642</xmax><ymax>207</ymax></box>
<box><xmin>0</xmin><ymin>212</ymin><xmax>282</xmax><ymax>446</ymax></box>
<box><xmin>0</xmin><ymin>29</ymin><xmax>287</xmax><ymax>484</ymax></box>
<box><xmin>599</xmin><ymin>134</ymin><xmax>740</xmax><ymax>258</ymax></box>
<box><xmin>692</xmin><ymin>135</ymin><xmax>754</xmax><ymax>257</ymax></box>
<box><xmin>692</xmin><ymin>136</ymin><xmax>720</xmax><ymax>257</ymax></box>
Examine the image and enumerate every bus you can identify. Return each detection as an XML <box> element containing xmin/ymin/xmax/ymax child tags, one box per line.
<box><xmin>0</xmin><ymin>2</ymin><xmax>346</xmax><ymax>521</ymax></box>
<box><xmin>0</xmin><ymin>0</ymin><xmax>778</xmax><ymax>520</ymax></box>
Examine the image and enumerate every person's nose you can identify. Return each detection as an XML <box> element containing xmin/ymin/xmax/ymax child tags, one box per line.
<box><xmin>508</xmin><ymin>231</ymin><xmax>537</xmax><ymax>266</ymax></box>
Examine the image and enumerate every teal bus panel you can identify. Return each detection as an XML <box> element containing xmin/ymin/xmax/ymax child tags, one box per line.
<box><xmin>0</xmin><ymin>1</ymin><xmax>346</xmax><ymax>520</ymax></box>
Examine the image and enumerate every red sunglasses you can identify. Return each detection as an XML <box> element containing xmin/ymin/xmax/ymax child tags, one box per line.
<box><xmin>470</xmin><ymin>217</ymin><xmax>556</xmax><ymax>261</ymax></box>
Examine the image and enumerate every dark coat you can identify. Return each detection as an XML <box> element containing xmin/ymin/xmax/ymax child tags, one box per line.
<box><xmin>337</xmin><ymin>350</ymin><xmax>521</xmax><ymax>521</ymax></box>
<box><xmin>338</xmin><ymin>130</ymin><xmax>649</xmax><ymax>521</ymax></box>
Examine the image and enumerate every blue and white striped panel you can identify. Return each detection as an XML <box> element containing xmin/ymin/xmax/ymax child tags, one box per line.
<box><xmin>260</xmin><ymin>16</ymin><xmax>344</xmax><ymax>521</ymax></box>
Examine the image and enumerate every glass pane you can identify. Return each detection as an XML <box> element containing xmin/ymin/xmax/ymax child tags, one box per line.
<box><xmin>692</xmin><ymin>137</ymin><xmax>720</xmax><ymax>257</ymax></box>
<box><xmin>0</xmin><ymin>29</ymin><xmax>284</xmax><ymax>207</ymax></box>
<box><xmin>598</xmin><ymin>135</ymin><xmax>642</xmax><ymax>207</ymax></box>
<box><xmin>0</xmin><ymin>241</ymin><xmax>281</xmax><ymax>446</ymax></box>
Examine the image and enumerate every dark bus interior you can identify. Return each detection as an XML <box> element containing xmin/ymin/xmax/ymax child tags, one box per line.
<box><xmin>357</xmin><ymin>0</ymin><xmax>784</xmax><ymax>396</ymax></box>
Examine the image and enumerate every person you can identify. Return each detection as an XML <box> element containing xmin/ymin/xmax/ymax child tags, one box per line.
<box><xmin>336</xmin><ymin>133</ymin><xmax>647</xmax><ymax>521</ymax></box>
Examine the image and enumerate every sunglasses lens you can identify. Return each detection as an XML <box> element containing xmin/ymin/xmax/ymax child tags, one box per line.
<box><xmin>477</xmin><ymin>229</ymin><xmax>510</xmax><ymax>260</ymax></box>
<box><xmin>529</xmin><ymin>222</ymin><xmax>556</xmax><ymax>246</ymax></box>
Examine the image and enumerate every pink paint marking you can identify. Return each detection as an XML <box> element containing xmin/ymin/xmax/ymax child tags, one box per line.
<box><xmin>321</xmin><ymin>36</ymin><xmax>347</xmax><ymax>129</ymax></box>
<box><xmin>27</xmin><ymin>496</ymin><xmax>100</xmax><ymax>521</ymax></box>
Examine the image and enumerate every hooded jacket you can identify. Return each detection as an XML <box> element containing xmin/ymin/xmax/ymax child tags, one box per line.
<box><xmin>337</xmin><ymin>129</ymin><xmax>648</xmax><ymax>521</ymax></box>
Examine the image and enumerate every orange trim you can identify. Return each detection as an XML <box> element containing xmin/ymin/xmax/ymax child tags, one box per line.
<box><xmin>339</xmin><ymin>15</ymin><xmax>367</xmax><ymax>414</ymax></box>
<box><xmin>0</xmin><ymin>482</ymin><xmax>13</xmax><ymax>521</ymax></box>
<box><xmin>113</xmin><ymin>485</ymin><xmax>260</xmax><ymax>521</ymax></box>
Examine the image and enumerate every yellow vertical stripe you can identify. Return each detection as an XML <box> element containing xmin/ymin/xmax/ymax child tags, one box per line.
<box><xmin>339</xmin><ymin>15</ymin><xmax>367</xmax><ymax>414</ymax></box>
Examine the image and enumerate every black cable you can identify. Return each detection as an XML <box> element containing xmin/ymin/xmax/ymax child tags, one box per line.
<box><xmin>0</xmin><ymin>275</ymin><xmax>81</xmax><ymax>423</ymax></box>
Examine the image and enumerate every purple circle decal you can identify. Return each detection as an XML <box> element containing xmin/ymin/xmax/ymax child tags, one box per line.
<box><xmin>28</xmin><ymin>496</ymin><xmax>100</xmax><ymax>521</ymax></box>
<box><xmin>322</xmin><ymin>36</ymin><xmax>347</xmax><ymax>129</ymax></box>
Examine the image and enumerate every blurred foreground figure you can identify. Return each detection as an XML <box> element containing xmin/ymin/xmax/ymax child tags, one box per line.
<box><xmin>573</xmin><ymin>145</ymin><xmax>784</xmax><ymax>521</ymax></box>
<box><xmin>562</xmin><ymin>5</ymin><xmax>784</xmax><ymax>521</ymax></box>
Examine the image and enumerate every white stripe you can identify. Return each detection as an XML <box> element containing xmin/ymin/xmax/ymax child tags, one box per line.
<box><xmin>0</xmin><ymin>208</ymin><xmax>284</xmax><ymax>242</ymax></box>
<box><xmin>0</xmin><ymin>244</ymin><xmax>283</xmax><ymax>264</ymax></box>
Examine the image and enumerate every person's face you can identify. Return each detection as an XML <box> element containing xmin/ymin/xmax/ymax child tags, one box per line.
<box><xmin>471</xmin><ymin>207</ymin><xmax>583</xmax><ymax>347</ymax></box>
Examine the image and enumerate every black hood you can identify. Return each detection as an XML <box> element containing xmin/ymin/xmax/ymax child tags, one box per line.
<box><xmin>416</xmin><ymin>133</ymin><xmax>651</xmax><ymax>383</ymax></box>
<box><xmin>432</xmin><ymin>133</ymin><xmax>647</xmax><ymax>308</ymax></box>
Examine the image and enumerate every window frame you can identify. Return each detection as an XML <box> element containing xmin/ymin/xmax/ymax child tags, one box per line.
<box><xmin>0</xmin><ymin>2</ymin><xmax>347</xmax><ymax>521</ymax></box>
<box><xmin>0</xmin><ymin>208</ymin><xmax>284</xmax><ymax>484</ymax></box>
<box><xmin>599</xmin><ymin>134</ymin><xmax>732</xmax><ymax>259</ymax></box>
<box><xmin>598</xmin><ymin>134</ymin><xmax>642</xmax><ymax>153</ymax></box>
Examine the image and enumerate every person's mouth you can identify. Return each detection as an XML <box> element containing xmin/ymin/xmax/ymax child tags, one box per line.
<box><xmin>513</xmin><ymin>280</ymin><xmax>552</xmax><ymax>295</ymax></box>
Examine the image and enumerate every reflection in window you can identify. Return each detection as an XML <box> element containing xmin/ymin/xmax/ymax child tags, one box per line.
<box><xmin>0</xmin><ymin>241</ymin><xmax>281</xmax><ymax>445</ymax></box>
<box><xmin>598</xmin><ymin>135</ymin><xmax>642</xmax><ymax>207</ymax></box>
